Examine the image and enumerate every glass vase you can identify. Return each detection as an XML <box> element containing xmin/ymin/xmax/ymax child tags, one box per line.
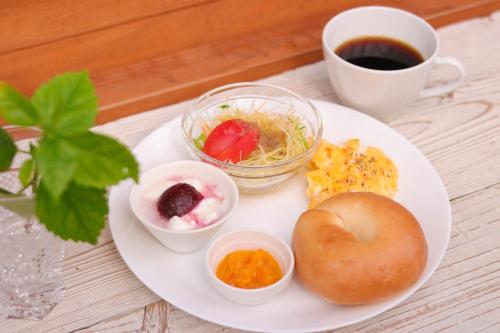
<box><xmin>0</xmin><ymin>172</ymin><xmax>64</xmax><ymax>320</ymax></box>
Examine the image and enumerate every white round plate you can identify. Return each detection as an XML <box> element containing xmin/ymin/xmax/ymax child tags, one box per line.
<box><xmin>109</xmin><ymin>100</ymin><xmax>451</xmax><ymax>332</ymax></box>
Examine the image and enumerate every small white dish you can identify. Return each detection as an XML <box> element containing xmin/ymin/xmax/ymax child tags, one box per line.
<box><xmin>129</xmin><ymin>160</ymin><xmax>239</xmax><ymax>253</ymax></box>
<box><xmin>206</xmin><ymin>229</ymin><xmax>294</xmax><ymax>306</ymax></box>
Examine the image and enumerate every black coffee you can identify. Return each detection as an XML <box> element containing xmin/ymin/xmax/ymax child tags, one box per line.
<box><xmin>335</xmin><ymin>36</ymin><xmax>424</xmax><ymax>70</ymax></box>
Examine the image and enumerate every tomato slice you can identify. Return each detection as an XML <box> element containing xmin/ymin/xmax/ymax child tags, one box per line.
<box><xmin>202</xmin><ymin>119</ymin><xmax>260</xmax><ymax>163</ymax></box>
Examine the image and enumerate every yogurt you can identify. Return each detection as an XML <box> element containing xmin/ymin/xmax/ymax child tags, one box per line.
<box><xmin>138</xmin><ymin>176</ymin><xmax>225</xmax><ymax>231</ymax></box>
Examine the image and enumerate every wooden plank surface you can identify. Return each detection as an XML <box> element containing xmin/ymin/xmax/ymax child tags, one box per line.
<box><xmin>2</xmin><ymin>0</ymin><xmax>500</xmax><ymax>126</ymax></box>
<box><xmin>0</xmin><ymin>0</ymin><xmax>209</xmax><ymax>54</ymax></box>
<box><xmin>1</xmin><ymin>10</ymin><xmax>500</xmax><ymax>333</ymax></box>
<box><xmin>0</xmin><ymin>0</ymin><xmax>346</xmax><ymax>93</ymax></box>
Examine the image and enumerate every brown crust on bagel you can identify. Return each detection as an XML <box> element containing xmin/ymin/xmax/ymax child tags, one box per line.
<box><xmin>292</xmin><ymin>192</ymin><xmax>428</xmax><ymax>305</ymax></box>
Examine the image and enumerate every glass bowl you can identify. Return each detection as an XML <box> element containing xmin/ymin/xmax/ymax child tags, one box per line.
<box><xmin>181</xmin><ymin>82</ymin><xmax>323</xmax><ymax>193</ymax></box>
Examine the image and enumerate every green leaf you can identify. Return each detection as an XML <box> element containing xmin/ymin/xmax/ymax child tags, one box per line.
<box><xmin>32</xmin><ymin>71</ymin><xmax>97</xmax><ymax>136</ymax></box>
<box><xmin>0</xmin><ymin>187</ymin><xmax>13</xmax><ymax>195</ymax></box>
<box><xmin>34</xmin><ymin>136</ymin><xmax>77</xmax><ymax>200</ymax></box>
<box><xmin>0</xmin><ymin>126</ymin><xmax>17</xmax><ymax>171</ymax></box>
<box><xmin>0</xmin><ymin>83</ymin><xmax>39</xmax><ymax>126</ymax></box>
<box><xmin>70</xmin><ymin>132</ymin><xmax>138</xmax><ymax>187</ymax></box>
<box><xmin>19</xmin><ymin>158</ymin><xmax>35</xmax><ymax>187</ymax></box>
<box><xmin>0</xmin><ymin>194</ymin><xmax>35</xmax><ymax>218</ymax></box>
<box><xmin>36</xmin><ymin>181</ymin><xmax>107</xmax><ymax>244</ymax></box>
<box><xmin>33</xmin><ymin>131</ymin><xmax>138</xmax><ymax>199</ymax></box>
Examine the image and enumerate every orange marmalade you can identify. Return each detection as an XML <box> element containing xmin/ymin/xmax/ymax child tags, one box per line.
<box><xmin>216</xmin><ymin>249</ymin><xmax>282</xmax><ymax>289</ymax></box>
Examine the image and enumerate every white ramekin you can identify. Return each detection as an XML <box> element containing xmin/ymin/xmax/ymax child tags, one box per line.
<box><xmin>206</xmin><ymin>229</ymin><xmax>294</xmax><ymax>305</ymax></box>
<box><xmin>129</xmin><ymin>160</ymin><xmax>239</xmax><ymax>253</ymax></box>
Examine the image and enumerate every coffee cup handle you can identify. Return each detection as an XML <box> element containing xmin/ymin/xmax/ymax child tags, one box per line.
<box><xmin>419</xmin><ymin>57</ymin><xmax>465</xmax><ymax>98</ymax></box>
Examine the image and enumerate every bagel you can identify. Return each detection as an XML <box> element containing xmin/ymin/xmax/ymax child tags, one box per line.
<box><xmin>292</xmin><ymin>192</ymin><xmax>427</xmax><ymax>305</ymax></box>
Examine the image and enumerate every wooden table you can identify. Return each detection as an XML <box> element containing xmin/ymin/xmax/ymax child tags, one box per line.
<box><xmin>2</xmin><ymin>10</ymin><xmax>500</xmax><ymax>333</ymax></box>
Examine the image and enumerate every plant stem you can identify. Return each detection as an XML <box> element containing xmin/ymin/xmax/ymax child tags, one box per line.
<box><xmin>16</xmin><ymin>183</ymin><xmax>31</xmax><ymax>195</ymax></box>
<box><xmin>31</xmin><ymin>169</ymin><xmax>39</xmax><ymax>193</ymax></box>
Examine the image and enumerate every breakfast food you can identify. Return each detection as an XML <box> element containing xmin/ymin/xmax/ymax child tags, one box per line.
<box><xmin>306</xmin><ymin>139</ymin><xmax>398</xmax><ymax>207</ymax></box>
<box><xmin>292</xmin><ymin>192</ymin><xmax>427</xmax><ymax>305</ymax></box>
<box><xmin>202</xmin><ymin>119</ymin><xmax>260</xmax><ymax>163</ymax></box>
<box><xmin>216</xmin><ymin>249</ymin><xmax>283</xmax><ymax>289</ymax></box>
<box><xmin>138</xmin><ymin>176</ymin><xmax>225</xmax><ymax>231</ymax></box>
<box><xmin>157</xmin><ymin>183</ymin><xmax>203</xmax><ymax>219</ymax></box>
<box><xmin>195</xmin><ymin>106</ymin><xmax>310</xmax><ymax>165</ymax></box>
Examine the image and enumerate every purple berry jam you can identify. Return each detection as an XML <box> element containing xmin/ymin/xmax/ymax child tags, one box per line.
<box><xmin>157</xmin><ymin>183</ymin><xmax>204</xmax><ymax>219</ymax></box>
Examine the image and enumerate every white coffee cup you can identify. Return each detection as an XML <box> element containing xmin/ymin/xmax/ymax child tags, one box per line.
<box><xmin>322</xmin><ymin>6</ymin><xmax>465</xmax><ymax>122</ymax></box>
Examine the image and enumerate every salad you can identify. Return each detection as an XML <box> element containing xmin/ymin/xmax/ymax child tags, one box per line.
<box><xmin>194</xmin><ymin>105</ymin><xmax>311</xmax><ymax>166</ymax></box>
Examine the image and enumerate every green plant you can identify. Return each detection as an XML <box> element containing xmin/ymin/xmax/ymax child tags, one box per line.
<box><xmin>0</xmin><ymin>71</ymin><xmax>138</xmax><ymax>244</ymax></box>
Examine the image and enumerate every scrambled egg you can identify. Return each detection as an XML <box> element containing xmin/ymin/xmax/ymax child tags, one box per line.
<box><xmin>306</xmin><ymin>139</ymin><xmax>398</xmax><ymax>208</ymax></box>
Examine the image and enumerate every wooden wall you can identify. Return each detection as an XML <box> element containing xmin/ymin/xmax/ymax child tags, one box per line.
<box><xmin>1</xmin><ymin>0</ymin><xmax>500</xmax><ymax>123</ymax></box>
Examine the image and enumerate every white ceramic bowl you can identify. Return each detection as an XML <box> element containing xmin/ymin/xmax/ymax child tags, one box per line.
<box><xmin>129</xmin><ymin>161</ymin><xmax>239</xmax><ymax>253</ymax></box>
<box><xmin>206</xmin><ymin>229</ymin><xmax>294</xmax><ymax>306</ymax></box>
